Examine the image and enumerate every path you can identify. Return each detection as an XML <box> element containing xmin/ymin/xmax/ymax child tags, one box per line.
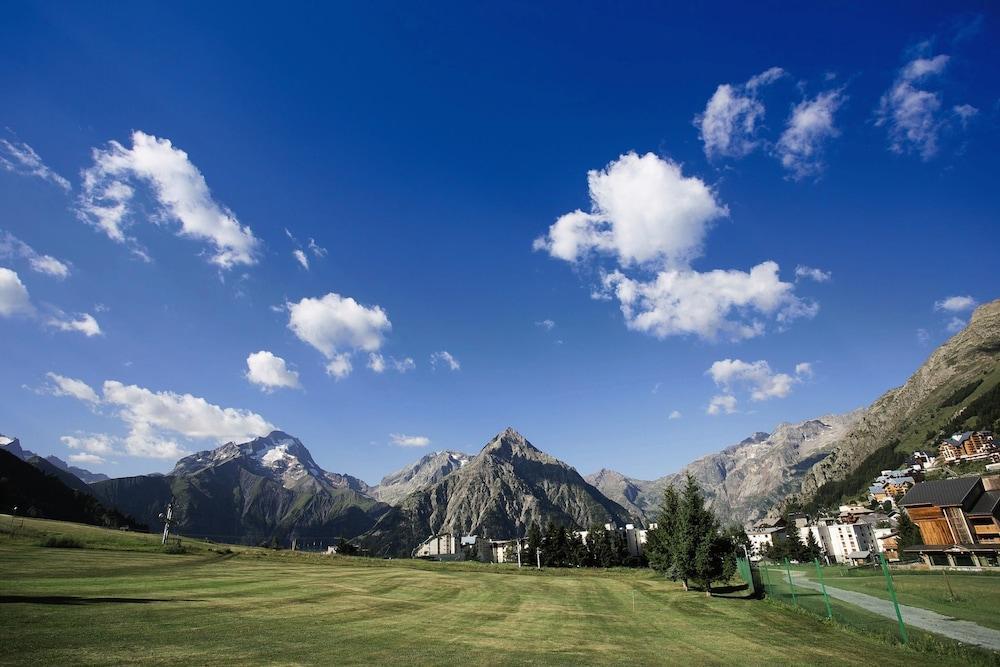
<box><xmin>790</xmin><ymin>571</ymin><xmax>1000</xmax><ymax>652</ymax></box>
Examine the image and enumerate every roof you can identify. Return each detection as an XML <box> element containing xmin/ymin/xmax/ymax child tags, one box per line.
<box><xmin>847</xmin><ymin>550</ymin><xmax>871</xmax><ymax>559</ymax></box>
<box><xmin>968</xmin><ymin>490</ymin><xmax>1000</xmax><ymax>516</ymax></box>
<box><xmin>903</xmin><ymin>544</ymin><xmax>1000</xmax><ymax>553</ymax></box>
<box><xmin>898</xmin><ymin>477</ymin><xmax>982</xmax><ymax>508</ymax></box>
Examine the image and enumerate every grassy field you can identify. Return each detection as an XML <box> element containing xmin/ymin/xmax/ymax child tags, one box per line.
<box><xmin>800</xmin><ymin>566</ymin><xmax>1000</xmax><ymax>632</ymax></box>
<box><xmin>0</xmin><ymin>516</ymin><xmax>993</xmax><ymax>666</ymax></box>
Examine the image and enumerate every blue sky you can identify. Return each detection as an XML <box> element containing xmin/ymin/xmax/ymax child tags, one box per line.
<box><xmin>0</xmin><ymin>3</ymin><xmax>997</xmax><ymax>484</ymax></box>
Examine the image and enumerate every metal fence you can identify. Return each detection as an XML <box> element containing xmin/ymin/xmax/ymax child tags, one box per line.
<box><xmin>751</xmin><ymin>554</ymin><xmax>909</xmax><ymax>644</ymax></box>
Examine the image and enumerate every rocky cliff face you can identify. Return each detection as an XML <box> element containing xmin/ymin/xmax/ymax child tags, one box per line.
<box><xmin>361</xmin><ymin>428</ymin><xmax>632</xmax><ymax>556</ymax></box>
<box><xmin>370</xmin><ymin>450</ymin><xmax>470</xmax><ymax>505</ymax></box>
<box><xmin>797</xmin><ymin>299</ymin><xmax>1000</xmax><ymax>500</ymax></box>
<box><xmin>587</xmin><ymin>412</ymin><xmax>862</xmax><ymax>526</ymax></box>
<box><xmin>0</xmin><ymin>435</ymin><xmax>109</xmax><ymax>484</ymax></box>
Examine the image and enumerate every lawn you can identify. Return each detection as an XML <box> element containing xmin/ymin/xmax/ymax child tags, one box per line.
<box><xmin>802</xmin><ymin>566</ymin><xmax>1000</xmax><ymax>632</ymax></box>
<box><xmin>0</xmin><ymin>516</ymin><xmax>989</xmax><ymax>666</ymax></box>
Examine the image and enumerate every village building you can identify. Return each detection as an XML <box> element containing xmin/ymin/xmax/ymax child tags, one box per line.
<box><xmin>898</xmin><ymin>476</ymin><xmax>1000</xmax><ymax>568</ymax></box>
<box><xmin>747</xmin><ymin>526</ymin><xmax>786</xmax><ymax>560</ymax></box>
<box><xmin>412</xmin><ymin>533</ymin><xmax>464</xmax><ymax>560</ymax></box>
<box><xmin>799</xmin><ymin>517</ymin><xmax>879</xmax><ymax>565</ymax></box>
<box><xmin>938</xmin><ymin>431</ymin><xmax>998</xmax><ymax>465</ymax></box>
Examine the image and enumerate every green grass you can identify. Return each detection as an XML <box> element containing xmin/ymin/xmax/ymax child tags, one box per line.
<box><xmin>0</xmin><ymin>516</ymin><xmax>991</xmax><ymax>666</ymax></box>
<box><xmin>801</xmin><ymin>566</ymin><xmax>1000</xmax><ymax>632</ymax></box>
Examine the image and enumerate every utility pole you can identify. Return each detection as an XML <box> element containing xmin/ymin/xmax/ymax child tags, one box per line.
<box><xmin>536</xmin><ymin>547</ymin><xmax>542</xmax><ymax>570</ymax></box>
<box><xmin>517</xmin><ymin>540</ymin><xmax>522</xmax><ymax>567</ymax></box>
<box><xmin>159</xmin><ymin>501</ymin><xmax>174</xmax><ymax>545</ymax></box>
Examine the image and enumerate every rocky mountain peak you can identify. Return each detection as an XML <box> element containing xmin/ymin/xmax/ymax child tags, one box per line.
<box><xmin>0</xmin><ymin>434</ymin><xmax>24</xmax><ymax>458</ymax></box>
<box><xmin>481</xmin><ymin>427</ymin><xmax>547</xmax><ymax>460</ymax></box>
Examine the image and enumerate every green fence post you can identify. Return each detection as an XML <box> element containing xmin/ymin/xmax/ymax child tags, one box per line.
<box><xmin>879</xmin><ymin>552</ymin><xmax>908</xmax><ymax>644</ymax></box>
<box><xmin>763</xmin><ymin>562</ymin><xmax>772</xmax><ymax>595</ymax></box>
<box><xmin>784</xmin><ymin>558</ymin><xmax>797</xmax><ymax>606</ymax></box>
<box><xmin>814</xmin><ymin>558</ymin><xmax>833</xmax><ymax>620</ymax></box>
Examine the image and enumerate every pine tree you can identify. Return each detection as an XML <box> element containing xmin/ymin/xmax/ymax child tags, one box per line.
<box><xmin>896</xmin><ymin>510</ymin><xmax>922</xmax><ymax>553</ymax></box>
<box><xmin>803</xmin><ymin>529</ymin><xmax>822</xmax><ymax>561</ymax></box>
<box><xmin>525</xmin><ymin>522</ymin><xmax>542</xmax><ymax>564</ymax></box>
<box><xmin>646</xmin><ymin>485</ymin><xmax>679</xmax><ymax>577</ymax></box>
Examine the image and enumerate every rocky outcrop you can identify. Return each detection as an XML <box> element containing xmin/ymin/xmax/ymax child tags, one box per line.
<box><xmin>588</xmin><ymin>413</ymin><xmax>862</xmax><ymax>526</ymax></box>
<box><xmin>361</xmin><ymin>428</ymin><xmax>632</xmax><ymax>556</ymax></box>
<box><xmin>797</xmin><ymin>299</ymin><xmax>1000</xmax><ymax>499</ymax></box>
<box><xmin>370</xmin><ymin>450</ymin><xmax>470</xmax><ymax>505</ymax></box>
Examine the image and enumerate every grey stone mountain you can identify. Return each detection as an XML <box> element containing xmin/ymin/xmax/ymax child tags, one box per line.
<box><xmin>586</xmin><ymin>412</ymin><xmax>863</xmax><ymax>527</ymax></box>
<box><xmin>91</xmin><ymin>431</ymin><xmax>387</xmax><ymax>545</ymax></box>
<box><xmin>0</xmin><ymin>434</ymin><xmax>109</xmax><ymax>484</ymax></box>
<box><xmin>360</xmin><ymin>427</ymin><xmax>632</xmax><ymax>557</ymax></box>
<box><xmin>370</xmin><ymin>450</ymin><xmax>471</xmax><ymax>505</ymax></box>
<box><xmin>793</xmin><ymin>298</ymin><xmax>1000</xmax><ymax>506</ymax></box>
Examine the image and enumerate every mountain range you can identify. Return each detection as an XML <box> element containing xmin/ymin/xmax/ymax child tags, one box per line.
<box><xmin>2</xmin><ymin>298</ymin><xmax>998</xmax><ymax>553</ymax></box>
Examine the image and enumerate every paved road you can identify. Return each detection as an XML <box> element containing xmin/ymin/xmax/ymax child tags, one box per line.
<box><xmin>790</xmin><ymin>572</ymin><xmax>1000</xmax><ymax>652</ymax></box>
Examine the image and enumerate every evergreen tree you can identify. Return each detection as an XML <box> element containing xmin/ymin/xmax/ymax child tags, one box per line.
<box><xmin>673</xmin><ymin>474</ymin><xmax>724</xmax><ymax>593</ymax></box>
<box><xmin>525</xmin><ymin>522</ymin><xmax>542</xmax><ymax>564</ymax></box>
<box><xmin>803</xmin><ymin>529</ymin><xmax>822</xmax><ymax>561</ymax></box>
<box><xmin>896</xmin><ymin>510</ymin><xmax>922</xmax><ymax>554</ymax></box>
<box><xmin>646</xmin><ymin>485</ymin><xmax>679</xmax><ymax>577</ymax></box>
<box><xmin>568</xmin><ymin>531</ymin><xmax>587</xmax><ymax>567</ymax></box>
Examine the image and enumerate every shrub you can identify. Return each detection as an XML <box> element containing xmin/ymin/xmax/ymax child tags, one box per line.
<box><xmin>40</xmin><ymin>535</ymin><xmax>84</xmax><ymax>549</ymax></box>
<box><xmin>162</xmin><ymin>542</ymin><xmax>187</xmax><ymax>554</ymax></box>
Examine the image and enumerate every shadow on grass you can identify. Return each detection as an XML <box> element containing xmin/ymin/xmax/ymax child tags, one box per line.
<box><xmin>0</xmin><ymin>595</ymin><xmax>202</xmax><ymax>605</ymax></box>
<box><xmin>709</xmin><ymin>583</ymin><xmax>757</xmax><ymax>600</ymax></box>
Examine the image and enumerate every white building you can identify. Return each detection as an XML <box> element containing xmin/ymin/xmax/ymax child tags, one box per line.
<box><xmin>413</xmin><ymin>533</ymin><xmax>462</xmax><ymax>559</ymax></box>
<box><xmin>799</xmin><ymin>518</ymin><xmax>880</xmax><ymax>564</ymax></box>
<box><xmin>747</xmin><ymin>526</ymin><xmax>786</xmax><ymax>560</ymax></box>
<box><xmin>576</xmin><ymin>523</ymin><xmax>653</xmax><ymax>559</ymax></box>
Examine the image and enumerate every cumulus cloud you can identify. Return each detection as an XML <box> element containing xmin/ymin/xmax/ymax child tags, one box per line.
<box><xmin>533</xmin><ymin>152</ymin><xmax>728</xmax><ymax>268</ymax></box>
<box><xmin>44</xmin><ymin>372</ymin><xmax>101</xmax><ymax>404</ymax></box>
<box><xmin>599</xmin><ymin>261</ymin><xmax>816</xmax><ymax>341</ymax></box>
<box><xmin>390</xmin><ymin>433</ymin><xmax>431</xmax><ymax>448</ymax></box>
<box><xmin>707</xmin><ymin>359</ymin><xmax>812</xmax><ymax>412</ymax></box>
<box><xmin>69</xmin><ymin>452</ymin><xmax>106</xmax><ymax>465</ymax></box>
<box><xmin>61</xmin><ymin>432</ymin><xmax>115</xmax><ymax>455</ymax></box>
<box><xmin>286</xmin><ymin>292</ymin><xmax>391</xmax><ymax>379</ymax></box>
<box><xmin>429</xmin><ymin>350</ymin><xmax>461</xmax><ymax>371</ymax></box>
<box><xmin>0</xmin><ymin>138</ymin><xmax>71</xmax><ymax>191</ymax></box>
<box><xmin>47</xmin><ymin>311</ymin><xmax>102</xmax><ymax>337</ymax></box>
<box><xmin>695</xmin><ymin>67</ymin><xmax>785</xmax><ymax>159</ymax></box>
<box><xmin>668</xmin><ymin>410</ymin><xmax>682</xmax><ymax>420</ymax></box>
<box><xmin>368</xmin><ymin>353</ymin><xmax>416</xmax><ymax>374</ymax></box>
<box><xmin>0</xmin><ymin>267</ymin><xmax>34</xmax><ymax>317</ymax></box>
<box><xmin>707</xmin><ymin>394</ymin><xmax>738</xmax><ymax>416</ymax></box>
<box><xmin>0</xmin><ymin>231</ymin><xmax>71</xmax><ymax>279</ymax></box>
<box><xmin>77</xmin><ymin>131</ymin><xmax>260</xmax><ymax>268</ymax></box>
<box><xmin>776</xmin><ymin>89</ymin><xmax>846</xmax><ymax>180</ymax></box>
<box><xmin>876</xmin><ymin>53</ymin><xmax>955</xmax><ymax>160</ymax></box>
<box><xmin>45</xmin><ymin>374</ymin><xmax>275</xmax><ymax>459</ymax></box>
<box><xmin>934</xmin><ymin>295</ymin><xmax>977</xmax><ymax>312</ymax></box>
<box><xmin>245</xmin><ymin>350</ymin><xmax>301</xmax><ymax>391</ymax></box>
<box><xmin>945</xmin><ymin>317</ymin><xmax>966</xmax><ymax>333</ymax></box>
<box><xmin>794</xmin><ymin>265</ymin><xmax>832</xmax><ymax>283</ymax></box>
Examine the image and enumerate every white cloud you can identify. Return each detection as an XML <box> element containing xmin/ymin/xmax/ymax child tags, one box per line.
<box><xmin>946</xmin><ymin>317</ymin><xmax>966</xmax><ymax>333</ymax></box>
<box><xmin>308</xmin><ymin>238</ymin><xmax>327</xmax><ymax>258</ymax></box>
<box><xmin>695</xmin><ymin>67</ymin><xmax>785</xmax><ymax>159</ymax></box>
<box><xmin>368</xmin><ymin>353</ymin><xmax>415</xmax><ymax>374</ymax></box>
<box><xmin>78</xmin><ymin>131</ymin><xmax>260</xmax><ymax>268</ymax></box>
<box><xmin>68</xmin><ymin>452</ymin><xmax>105</xmax><ymax>465</ymax></box>
<box><xmin>707</xmin><ymin>394</ymin><xmax>738</xmax><ymax>416</ymax></box>
<box><xmin>390</xmin><ymin>433</ymin><xmax>431</xmax><ymax>448</ymax></box>
<box><xmin>934</xmin><ymin>295</ymin><xmax>977</xmax><ymax>312</ymax></box>
<box><xmin>101</xmin><ymin>380</ymin><xmax>275</xmax><ymax>458</ymax></box>
<box><xmin>708</xmin><ymin>358</ymin><xmax>812</xmax><ymax>403</ymax></box>
<box><xmin>776</xmin><ymin>89</ymin><xmax>846</xmax><ymax>180</ymax></box>
<box><xmin>0</xmin><ymin>231</ymin><xmax>71</xmax><ymax>279</ymax></box>
<box><xmin>668</xmin><ymin>410</ymin><xmax>682</xmax><ymax>420</ymax></box>
<box><xmin>245</xmin><ymin>350</ymin><xmax>301</xmax><ymax>391</ymax></box>
<box><xmin>0</xmin><ymin>139</ymin><xmax>71</xmax><ymax>191</ymax></box>
<box><xmin>794</xmin><ymin>265</ymin><xmax>832</xmax><ymax>283</ymax></box>
<box><xmin>953</xmin><ymin>104</ymin><xmax>979</xmax><ymax>128</ymax></box>
<box><xmin>293</xmin><ymin>249</ymin><xmax>309</xmax><ymax>270</ymax></box>
<box><xmin>599</xmin><ymin>261</ymin><xmax>816</xmax><ymax>341</ymax></box>
<box><xmin>326</xmin><ymin>353</ymin><xmax>353</xmax><ymax>380</ymax></box>
<box><xmin>61</xmin><ymin>432</ymin><xmax>115</xmax><ymax>455</ymax></box>
<box><xmin>429</xmin><ymin>350</ymin><xmax>461</xmax><ymax>371</ymax></box>
<box><xmin>533</xmin><ymin>152</ymin><xmax>728</xmax><ymax>268</ymax></box>
<box><xmin>876</xmin><ymin>53</ymin><xmax>953</xmax><ymax>160</ymax></box>
<box><xmin>47</xmin><ymin>312</ymin><xmax>102</xmax><ymax>337</ymax></box>
<box><xmin>535</xmin><ymin>319</ymin><xmax>556</xmax><ymax>331</ymax></box>
<box><xmin>0</xmin><ymin>267</ymin><xmax>34</xmax><ymax>317</ymax></box>
<box><xmin>44</xmin><ymin>372</ymin><xmax>101</xmax><ymax>404</ymax></box>
<box><xmin>46</xmin><ymin>374</ymin><xmax>275</xmax><ymax>459</ymax></box>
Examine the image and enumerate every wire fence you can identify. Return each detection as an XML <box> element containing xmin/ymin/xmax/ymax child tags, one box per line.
<box><xmin>746</xmin><ymin>554</ymin><xmax>909</xmax><ymax>645</ymax></box>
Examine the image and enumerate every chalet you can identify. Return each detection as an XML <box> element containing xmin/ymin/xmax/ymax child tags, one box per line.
<box><xmin>938</xmin><ymin>431</ymin><xmax>997</xmax><ymax>464</ymax></box>
<box><xmin>898</xmin><ymin>476</ymin><xmax>1000</xmax><ymax>568</ymax></box>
